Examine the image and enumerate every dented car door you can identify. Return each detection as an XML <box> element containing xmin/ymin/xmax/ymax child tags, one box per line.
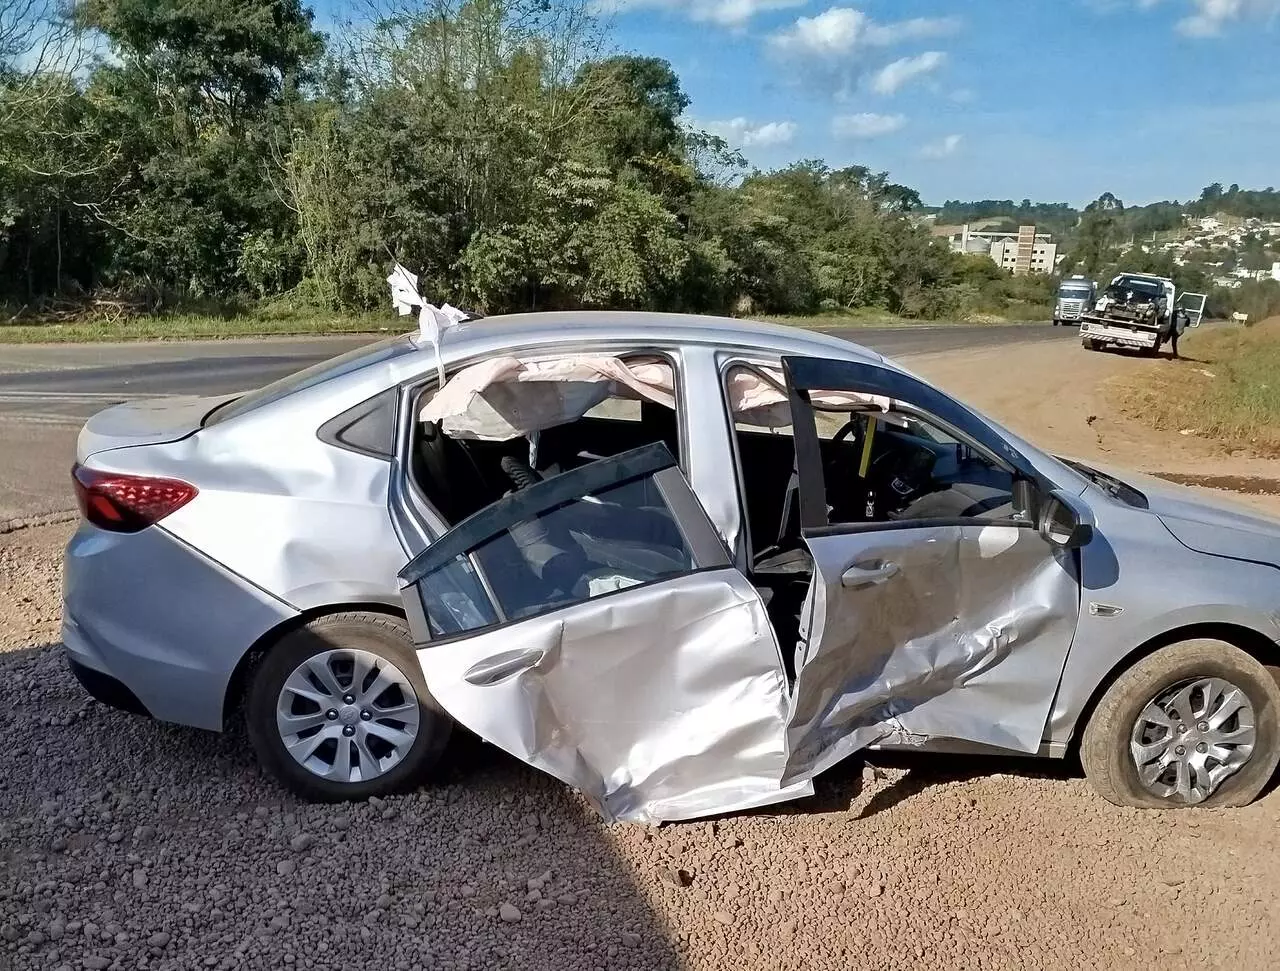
<box><xmin>779</xmin><ymin>356</ymin><xmax>1082</xmax><ymax>783</ymax></box>
<box><xmin>397</xmin><ymin>443</ymin><xmax>808</xmax><ymax>823</ymax></box>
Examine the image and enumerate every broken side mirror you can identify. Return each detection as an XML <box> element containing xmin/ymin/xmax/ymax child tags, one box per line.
<box><xmin>1037</xmin><ymin>489</ymin><xmax>1094</xmax><ymax>550</ymax></box>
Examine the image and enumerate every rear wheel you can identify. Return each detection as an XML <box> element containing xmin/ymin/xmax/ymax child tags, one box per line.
<box><xmin>1080</xmin><ymin>639</ymin><xmax>1280</xmax><ymax>809</ymax></box>
<box><xmin>246</xmin><ymin>612</ymin><xmax>452</xmax><ymax>802</ymax></box>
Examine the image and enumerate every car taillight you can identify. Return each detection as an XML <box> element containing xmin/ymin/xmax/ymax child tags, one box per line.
<box><xmin>72</xmin><ymin>465</ymin><xmax>198</xmax><ymax>533</ymax></box>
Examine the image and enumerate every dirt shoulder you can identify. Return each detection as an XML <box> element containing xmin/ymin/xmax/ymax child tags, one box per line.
<box><xmin>904</xmin><ymin>336</ymin><xmax>1280</xmax><ymax>517</ymax></box>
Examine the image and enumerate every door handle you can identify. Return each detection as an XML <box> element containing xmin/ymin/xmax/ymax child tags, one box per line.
<box><xmin>840</xmin><ymin>561</ymin><xmax>900</xmax><ymax>589</ymax></box>
<box><xmin>463</xmin><ymin>648</ymin><xmax>548</xmax><ymax>686</ymax></box>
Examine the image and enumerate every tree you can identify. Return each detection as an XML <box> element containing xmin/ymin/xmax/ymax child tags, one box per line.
<box><xmin>1071</xmin><ymin>191</ymin><xmax>1126</xmax><ymax>276</ymax></box>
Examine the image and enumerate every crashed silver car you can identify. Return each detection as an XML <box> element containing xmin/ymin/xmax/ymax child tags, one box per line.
<box><xmin>63</xmin><ymin>307</ymin><xmax>1280</xmax><ymax>819</ymax></box>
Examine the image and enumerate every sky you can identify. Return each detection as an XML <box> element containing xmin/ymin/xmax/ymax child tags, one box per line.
<box><xmin>593</xmin><ymin>0</ymin><xmax>1280</xmax><ymax>206</ymax></box>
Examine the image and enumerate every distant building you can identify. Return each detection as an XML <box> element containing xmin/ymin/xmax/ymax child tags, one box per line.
<box><xmin>1199</xmin><ymin>217</ymin><xmax>1221</xmax><ymax>232</ymax></box>
<box><xmin>1273</xmin><ymin>261</ymin><xmax>1280</xmax><ymax>282</ymax></box>
<box><xmin>942</xmin><ymin>224</ymin><xmax>1058</xmax><ymax>275</ymax></box>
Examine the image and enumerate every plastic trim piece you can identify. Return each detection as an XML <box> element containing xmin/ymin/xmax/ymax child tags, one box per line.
<box><xmin>317</xmin><ymin>386</ymin><xmax>398</xmax><ymax>459</ymax></box>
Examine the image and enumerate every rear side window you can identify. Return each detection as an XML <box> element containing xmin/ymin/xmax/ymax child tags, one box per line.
<box><xmin>204</xmin><ymin>335</ymin><xmax>416</xmax><ymax>426</ymax></box>
<box><xmin>400</xmin><ymin>444</ymin><xmax>720</xmax><ymax>639</ymax></box>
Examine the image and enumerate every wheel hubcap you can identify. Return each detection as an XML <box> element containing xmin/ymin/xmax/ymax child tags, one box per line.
<box><xmin>276</xmin><ymin>649</ymin><xmax>421</xmax><ymax>784</ymax></box>
<box><xmin>1129</xmin><ymin>676</ymin><xmax>1256</xmax><ymax>805</ymax></box>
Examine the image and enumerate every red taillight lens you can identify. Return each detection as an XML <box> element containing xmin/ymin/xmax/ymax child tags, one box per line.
<box><xmin>72</xmin><ymin>465</ymin><xmax>198</xmax><ymax>533</ymax></box>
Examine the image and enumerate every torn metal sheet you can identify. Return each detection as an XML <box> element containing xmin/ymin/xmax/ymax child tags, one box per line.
<box><xmin>398</xmin><ymin>443</ymin><xmax>811</xmax><ymax>823</ymax></box>
<box><xmin>783</xmin><ymin>524</ymin><xmax>1079</xmax><ymax>783</ymax></box>
<box><xmin>411</xmin><ymin>569</ymin><xmax>808</xmax><ymax>824</ymax></box>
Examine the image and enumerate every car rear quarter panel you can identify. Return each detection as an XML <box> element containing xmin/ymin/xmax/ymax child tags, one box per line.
<box><xmin>63</xmin><ymin>523</ymin><xmax>294</xmax><ymax>730</ymax></box>
<box><xmin>1046</xmin><ymin>486</ymin><xmax>1280</xmax><ymax>747</ymax></box>
<box><xmin>92</xmin><ymin>366</ymin><xmax>415</xmax><ymax>614</ymax></box>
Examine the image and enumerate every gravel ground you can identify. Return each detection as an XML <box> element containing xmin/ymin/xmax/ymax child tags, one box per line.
<box><xmin>4</xmin><ymin>522</ymin><xmax>1280</xmax><ymax>971</ymax></box>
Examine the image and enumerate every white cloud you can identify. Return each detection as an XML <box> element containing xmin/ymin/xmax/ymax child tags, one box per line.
<box><xmin>831</xmin><ymin>112</ymin><xmax>907</xmax><ymax>138</ymax></box>
<box><xmin>920</xmin><ymin>133</ymin><xmax>962</xmax><ymax>158</ymax></box>
<box><xmin>769</xmin><ymin>7</ymin><xmax>959</xmax><ymax>58</ymax></box>
<box><xmin>870</xmin><ymin>51</ymin><xmax>946</xmax><ymax>94</ymax></box>
<box><xmin>596</xmin><ymin>0</ymin><xmax>807</xmax><ymax>28</ymax></box>
<box><xmin>1177</xmin><ymin>0</ymin><xmax>1280</xmax><ymax>36</ymax></box>
<box><xmin>705</xmin><ymin>117</ymin><xmax>799</xmax><ymax>147</ymax></box>
<box><xmin>1104</xmin><ymin>0</ymin><xmax>1280</xmax><ymax>35</ymax></box>
<box><xmin>768</xmin><ymin>7</ymin><xmax>960</xmax><ymax>97</ymax></box>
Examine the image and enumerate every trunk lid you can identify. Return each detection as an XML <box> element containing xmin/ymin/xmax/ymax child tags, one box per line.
<box><xmin>76</xmin><ymin>394</ymin><xmax>237</xmax><ymax>462</ymax></box>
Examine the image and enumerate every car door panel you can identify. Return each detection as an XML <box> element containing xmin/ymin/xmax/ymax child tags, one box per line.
<box><xmin>411</xmin><ymin>568</ymin><xmax>804</xmax><ymax>823</ymax></box>
<box><xmin>779</xmin><ymin>356</ymin><xmax>1082</xmax><ymax>783</ymax></box>
<box><xmin>784</xmin><ymin>524</ymin><xmax>1079</xmax><ymax>782</ymax></box>
<box><xmin>397</xmin><ymin>442</ymin><xmax>810</xmax><ymax>823</ymax></box>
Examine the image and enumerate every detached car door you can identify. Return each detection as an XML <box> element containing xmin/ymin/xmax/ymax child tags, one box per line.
<box><xmin>397</xmin><ymin>442</ymin><xmax>808</xmax><ymax>823</ymax></box>
<box><xmin>779</xmin><ymin>356</ymin><xmax>1083</xmax><ymax>783</ymax></box>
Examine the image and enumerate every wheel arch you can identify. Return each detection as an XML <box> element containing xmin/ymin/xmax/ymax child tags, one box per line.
<box><xmin>1067</xmin><ymin>621</ymin><xmax>1280</xmax><ymax>757</ymax></box>
<box><xmin>220</xmin><ymin>601</ymin><xmax>408</xmax><ymax>730</ymax></box>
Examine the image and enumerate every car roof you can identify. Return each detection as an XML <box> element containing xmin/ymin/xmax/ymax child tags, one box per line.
<box><xmin>435</xmin><ymin>310</ymin><xmax>886</xmax><ymax>366</ymax></box>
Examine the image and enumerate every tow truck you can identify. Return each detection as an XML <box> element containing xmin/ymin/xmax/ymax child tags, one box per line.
<box><xmin>1079</xmin><ymin>272</ymin><xmax>1206</xmax><ymax>355</ymax></box>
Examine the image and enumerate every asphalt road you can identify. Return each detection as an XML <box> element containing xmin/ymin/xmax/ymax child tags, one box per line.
<box><xmin>0</xmin><ymin>323</ymin><xmax>1075</xmax><ymax>522</ymax></box>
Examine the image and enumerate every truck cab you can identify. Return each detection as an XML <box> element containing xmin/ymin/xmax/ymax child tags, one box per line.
<box><xmin>1053</xmin><ymin>276</ymin><xmax>1096</xmax><ymax>326</ymax></box>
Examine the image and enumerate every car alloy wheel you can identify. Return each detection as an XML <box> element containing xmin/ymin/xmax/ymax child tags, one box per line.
<box><xmin>276</xmin><ymin>648</ymin><xmax>422</xmax><ymax>784</ymax></box>
<box><xmin>1128</xmin><ymin>676</ymin><xmax>1256</xmax><ymax>805</ymax></box>
<box><xmin>245</xmin><ymin>612</ymin><xmax>451</xmax><ymax>802</ymax></box>
<box><xmin>1080</xmin><ymin>638</ymin><xmax>1280</xmax><ymax>809</ymax></box>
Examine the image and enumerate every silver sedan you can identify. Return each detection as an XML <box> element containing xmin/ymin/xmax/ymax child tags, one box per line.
<box><xmin>62</xmin><ymin>311</ymin><xmax>1280</xmax><ymax>820</ymax></box>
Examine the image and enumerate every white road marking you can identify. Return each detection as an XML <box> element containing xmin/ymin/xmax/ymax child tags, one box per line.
<box><xmin>0</xmin><ymin>391</ymin><xmax>172</xmax><ymax>401</ymax></box>
<box><xmin>0</xmin><ymin>414</ymin><xmax>88</xmax><ymax>426</ymax></box>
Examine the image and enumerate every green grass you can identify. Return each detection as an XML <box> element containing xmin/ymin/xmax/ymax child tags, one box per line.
<box><xmin>0</xmin><ymin>311</ymin><xmax>393</xmax><ymax>344</ymax></box>
<box><xmin>1113</xmin><ymin>319</ymin><xmax>1280</xmax><ymax>455</ymax></box>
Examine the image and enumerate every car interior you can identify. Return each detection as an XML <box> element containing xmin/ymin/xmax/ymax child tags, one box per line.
<box><xmin>408</xmin><ymin>355</ymin><xmax>1014</xmax><ymax>683</ymax></box>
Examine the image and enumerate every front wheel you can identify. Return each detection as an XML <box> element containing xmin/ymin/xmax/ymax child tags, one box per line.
<box><xmin>246</xmin><ymin>612</ymin><xmax>453</xmax><ymax>802</ymax></box>
<box><xmin>1080</xmin><ymin>639</ymin><xmax>1280</xmax><ymax>809</ymax></box>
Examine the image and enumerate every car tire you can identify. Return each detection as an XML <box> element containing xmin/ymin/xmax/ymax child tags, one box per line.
<box><xmin>1080</xmin><ymin>639</ymin><xmax>1280</xmax><ymax>809</ymax></box>
<box><xmin>245</xmin><ymin>612</ymin><xmax>452</xmax><ymax>802</ymax></box>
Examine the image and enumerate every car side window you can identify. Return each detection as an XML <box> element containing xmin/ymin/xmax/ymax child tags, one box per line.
<box><xmin>401</xmin><ymin>446</ymin><xmax>717</xmax><ymax>639</ymax></box>
<box><xmin>814</xmin><ymin>407</ymin><xmax>1015</xmax><ymax>526</ymax></box>
<box><xmin>724</xmin><ymin>363</ymin><xmax>1016</xmax><ymax>531</ymax></box>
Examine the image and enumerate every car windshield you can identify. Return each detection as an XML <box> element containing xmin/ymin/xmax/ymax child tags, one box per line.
<box><xmin>1058</xmin><ymin>287</ymin><xmax>1091</xmax><ymax>300</ymax></box>
<box><xmin>203</xmin><ymin>335</ymin><xmax>416</xmax><ymax>425</ymax></box>
<box><xmin>1111</xmin><ymin>277</ymin><xmax>1162</xmax><ymax>298</ymax></box>
<box><xmin>1061</xmin><ymin>458</ymin><xmax>1149</xmax><ymax>509</ymax></box>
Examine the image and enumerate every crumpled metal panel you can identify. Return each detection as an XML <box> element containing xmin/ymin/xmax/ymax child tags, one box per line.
<box><xmin>783</xmin><ymin>524</ymin><xmax>1079</xmax><ymax>783</ymax></box>
<box><xmin>412</xmin><ymin>569</ymin><xmax>810</xmax><ymax>824</ymax></box>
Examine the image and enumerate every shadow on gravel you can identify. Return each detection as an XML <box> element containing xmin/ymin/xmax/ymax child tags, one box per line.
<box><xmin>729</xmin><ymin>751</ymin><xmax>1082</xmax><ymax>824</ymax></box>
<box><xmin>853</xmin><ymin>752</ymin><xmax>1080</xmax><ymax>819</ymax></box>
<box><xmin>0</xmin><ymin>641</ymin><xmax>686</xmax><ymax>971</ymax></box>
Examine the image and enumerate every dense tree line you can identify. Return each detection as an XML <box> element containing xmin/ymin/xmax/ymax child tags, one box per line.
<box><xmin>0</xmin><ymin>0</ymin><xmax>1037</xmax><ymax>321</ymax></box>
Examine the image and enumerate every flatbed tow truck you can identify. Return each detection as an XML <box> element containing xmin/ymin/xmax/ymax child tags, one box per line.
<box><xmin>1079</xmin><ymin>272</ymin><xmax>1206</xmax><ymax>355</ymax></box>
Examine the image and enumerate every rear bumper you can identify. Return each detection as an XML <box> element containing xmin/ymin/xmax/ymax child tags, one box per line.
<box><xmin>66</xmin><ymin>655</ymin><xmax>151</xmax><ymax>717</ymax></box>
<box><xmin>62</xmin><ymin>522</ymin><xmax>295</xmax><ymax>731</ymax></box>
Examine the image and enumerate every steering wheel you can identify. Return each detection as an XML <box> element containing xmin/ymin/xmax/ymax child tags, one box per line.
<box><xmin>867</xmin><ymin>446</ymin><xmax>937</xmax><ymax>517</ymax></box>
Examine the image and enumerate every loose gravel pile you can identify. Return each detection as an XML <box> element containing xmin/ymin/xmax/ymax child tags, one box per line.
<box><xmin>3</xmin><ymin>523</ymin><xmax>1279</xmax><ymax>971</ymax></box>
